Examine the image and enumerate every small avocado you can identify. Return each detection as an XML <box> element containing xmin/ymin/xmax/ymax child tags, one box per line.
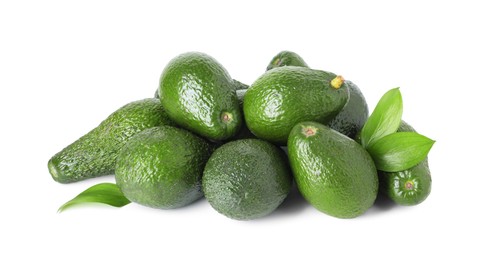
<box><xmin>48</xmin><ymin>98</ymin><xmax>174</xmax><ymax>183</ymax></box>
<box><xmin>288</xmin><ymin>121</ymin><xmax>378</xmax><ymax>218</ymax></box>
<box><xmin>202</xmin><ymin>139</ymin><xmax>292</xmax><ymax>220</ymax></box>
<box><xmin>158</xmin><ymin>52</ymin><xmax>242</xmax><ymax>141</ymax></box>
<box><xmin>115</xmin><ymin>126</ymin><xmax>213</xmax><ymax>209</ymax></box>
<box><xmin>266</xmin><ymin>50</ymin><xmax>309</xmax><ymax>71</ymax></box>
<box><xmin>244</xmin><ymin>66</ymin><xmax>349</xmax><ymax>144</ymax></box>
<box><xmin>327</xmin><ymin>80</ymin><xmax>369</xmax><ymax>138</ymax></box>
<box><xmin>378</xmin><ymin>121</ymin><xmax>432</xmax><ymax>206</ymax></box>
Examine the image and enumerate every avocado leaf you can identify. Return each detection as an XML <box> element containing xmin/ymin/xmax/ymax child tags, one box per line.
<box><xmin>58</xmin><ymin>183</ymin><xmax>130</xmax><ymax>212</ymax></box>
<box><xmin>367</xmin><ymin>132</ymin><xmax>435</xmax><ymax>172</ymax></box>
<box><xmin>359</xmin><ymin>88</ymin><xmax>403</xmax><ymax>148</ymax></box>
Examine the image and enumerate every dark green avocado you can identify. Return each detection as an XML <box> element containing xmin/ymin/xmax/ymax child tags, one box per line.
<box><xmin>327</xmin><ymin>80</ymin><xmax>369</xmax><ymax>138</ymax></box>
<box><xmin>48</xmin><ymin>98</ymin><xmax>174</xmax><ymax>183</ymax></box>
<box><xmin>202</xmin><ymin>139</ymin><xmax>292</xmax><ymax>220</ymax></box>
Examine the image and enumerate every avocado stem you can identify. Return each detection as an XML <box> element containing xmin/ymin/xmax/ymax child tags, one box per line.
<box><xmin>221</xmin><ymin>112</ymin><xmax>233</xmax><ymax>123</ymax></box>
<box><xmin>330</xmin><ymin>75</ymin><xmax>345</xmax><ymax>89</ymax></box>
<box><xmin>302</xmin><ymin>126</ymin><xmax>318</xmax><ymax>137</ymax></box>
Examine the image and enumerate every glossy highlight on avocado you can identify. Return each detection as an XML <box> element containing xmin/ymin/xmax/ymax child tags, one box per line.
<box><xmin>158</xmin><ymin>52</ymin><xmax>242</xmax><ymax>141</ymax></box>
<box><xmin>288</xmin><ymin>121</ymin><xmax>378</xmax><ymax>218</ymax></box>
<box><xmin>244</xmin><ymin>66</ymin><xmax>349</xmax><ymax>144</ymax></box>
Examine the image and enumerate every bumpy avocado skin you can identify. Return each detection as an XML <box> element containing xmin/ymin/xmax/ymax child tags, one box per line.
<box><xmin>378</xmin><ymin>121</ymin><xmax>432</xmax><ymax>206</ymax></box>
<box><xmin>158</xmin><ymin>52</ymin><xmax>242</xmax><ymax>141</ymax></box>
<box><xmin>48</xmin><ymin>98</ymin><xmax>174</xmax><ymax>184</ymax></box>
<box><xmin>115</xmin><ymin>126</ymin><xmax>213</xmax><ymax>209</ymax></box>
<box><xmin>202</xmin><ymin>139</ymin><xmax>292</xmax><ymax>220</ymax></box>
<box><xmin>288</xmin><ymin>121</ymin><xmax>378</xmax><ymax>218</ymax></box>
<box><xmin>244</xmin><ymin>66</ymin><xmax>349</xmax><ymax>144</ymax></box>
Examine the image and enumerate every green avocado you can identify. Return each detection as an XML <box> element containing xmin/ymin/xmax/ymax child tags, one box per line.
<box><xmin>378</xmin><ymin>121</ymin><xmax>432</xmax><ymax>206</ymax></box>
<box><xmin>243</xmin><ymin>66</ymin><xmax>349</xmax><ymax>144</ymax></box>
<box><xmin>288</xmin><ymin>122</ymin><xmax>378</xmax><ymax>218</ymax></box>
<box><xmin>158</xmin><ymin>52</ymin><xmax>242</xmax><ymax>141</ymax></box>
<box><xmin>266</xmin><ymin>50</ymin><xmax>309</xmax><ymax>71</ymax></box>
<box><xmin>48</xmin><ymin>98</ymin><xmax>174</xmax><ymax>183</ymax></box>
<box><xmin>327</xmin><ymin>80</ymin><xmax>369</xmax><ymax>138</ymax></box>
<box><xmin>202</xmin><ymin>139</ymin><xmax>292</xmax><ymax>220</ymax></box>
<box><xmin>115</xmin><ymin>126</ymin><xmax>213</xmax><ymax>209</ymax></box>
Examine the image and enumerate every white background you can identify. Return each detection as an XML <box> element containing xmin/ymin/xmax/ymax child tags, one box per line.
<box><xmin>1</xmin><ymin>0</ymin><xmax>479</xmax><ymax>259</ymax></box>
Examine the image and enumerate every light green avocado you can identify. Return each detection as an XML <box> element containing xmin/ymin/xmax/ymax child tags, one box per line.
<box><xmin>288</xmin><ymin>121</ymin><xmax>378</xmax><ymax>218</ymax></box>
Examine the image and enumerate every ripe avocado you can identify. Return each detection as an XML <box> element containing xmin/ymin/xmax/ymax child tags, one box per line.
<box><xmin>327</xmin><ymin>80</ymin><xmax>369</xmax><ymax>138</ymax></box>
<box><xmin>158</xmin><ymin>52</ymin><xmax>242</xmax><ymax>141</ymax></box>
<box><xmin>378</xmin><ymin>121</ymin><xmax>432</xmax><ymax>206</ymax></box>
<box><xmin>48</xmin><ymin>98</ymin><xmax>174</xmax><ymax>183</ymax></box>
<box><xmin>115</xmin><ymin>126</ymin><xmax>213</xmax><ymax>209</ymax></box>
<box><xmin>202</xmin><ymin>139</ymin><xmax>292</xmax><ymax>220</ymax></box>
<box><xmin>243</xmin><ymin>66</ymin><xmax>349</xmax><ymax>144</ymax></box>
<box><xmin>288</xmin><ymin>121</ymin><xmax>378</xmax><ymax>218</ymax></box>
<box><xmin>266</xmin><ymin>50</ymin><xmax>309</xmax><ymax>71</ymax></box>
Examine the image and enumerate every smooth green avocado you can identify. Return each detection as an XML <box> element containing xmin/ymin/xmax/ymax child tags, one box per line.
<box><xmin>266</xmin><ymin>50</ymin><xmax>309</xmax><ymax>71</ymax></box>
<box><xmin>378</xmin><ymin>121</ymin><xmax>432</xmax><ymax>206</ymax></box>
<box><xmin>48</xmin><ymin>98</ymin><xmax>174</xmax><ymax>184</ymax></box>
<box><xmin>244</xmin><ymin>66</ymin><xmax>349</xmax><ymax>144</ymax></box>
<box><xmin>158</xmin><ymin>52</ymin><xmax>242</xmax><ymax>141</ymax></box>
<box><xmin>202</xmin><ymin>139</ymin><xmax>292</xmax><ymax>220</ymax></box>
<box><xmin>115</xmin><ymin>126</ymin><xmax>213</xmax><ymax>209</ymax></box>
<box><xmin>288</xmin><ymin>121</ymin><xmax>378</xmax><ymax>218</ymax></box>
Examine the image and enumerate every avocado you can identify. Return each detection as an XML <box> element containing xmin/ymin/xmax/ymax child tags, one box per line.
<box><xmin>288</xmin><ymin>121</ymin><xmax>378</xmax><ymax>218</ymax></box>
<box><xmin>115</xmin><ymin>126</ymin><xmax>213</xmax><ymax>209</ymax></box>
<box><xmin>243</xmin><ymin>66</ymin><xmax>349</xmax><ymax>144</ymax></box>
<box><xmin>202</xmin><ymin>139</ymin><xmax>292</xmax><ymax>220</ymax></box>
<box><xmin>378</xmin><ymin>121</ymin><xmax>432</xmax><ymax>206</ymax></box>
<box><xmin>266</xmin><ymin>51</ymin><xmax>368</xmax><ymax>139</ymax></box>
<box><xmin>231</xmin><ymin>89</ymin><xmax>255</xmax><ymax>140</ymax></box>
<box><xmin>233</xmin><ymin>79</ymin><xmax>250</xmax><ymax>90</ymax></box>
<box><xmin>48</xmin><ymin>98</ymin><xmax>174</xmax><ymax>184</ymax></box>
<box><xmin>266</xmin><ymin>50</ymin><xmax>309</xmax><ymax>71</ymax></box>
<box><xmin>158</xmin><ymin>52</ymin><xmax>242</xmax><ymax>141</ymax></box>
<box><xmin>327</xmin><ymin>80</ymin><xmax>369</xmax><ymax>138</ymax></box>
<box><xmin>154</xmin><ymin>79</ymin><xmax>248</xmax><ymax>98</ymax></box>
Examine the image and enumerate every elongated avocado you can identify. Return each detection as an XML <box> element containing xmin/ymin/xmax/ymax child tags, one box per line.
<box><xmin>48</xmin><ymin>98</ymin><xmax>174</xmax><ymax>183</ymax></box>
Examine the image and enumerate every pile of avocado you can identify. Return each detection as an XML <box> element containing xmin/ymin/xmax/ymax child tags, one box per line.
<box><xmin>48</xmin><ymin>51</ymin><xmax>432</xmax><ymax>219</ymax></box>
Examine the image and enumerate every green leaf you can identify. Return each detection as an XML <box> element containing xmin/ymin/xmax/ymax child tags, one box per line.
<box><xmin>360</xmin><ymin>88</ymin><xmax>403</xmax><ymax>148</ymax></box>
<box><xmin>367</xmin><ymin>132</ymin><xmax>435</xmax><ymax>172</ymax></box>
<box><xmin>58</xmin><ymin>183</ymin><xmax>130</xmax><ymax>213</ymax></box>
